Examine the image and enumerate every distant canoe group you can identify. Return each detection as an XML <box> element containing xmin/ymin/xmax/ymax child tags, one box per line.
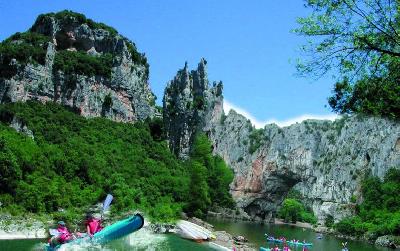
<box><xmin>260</xmin><ymin>234</ymin><xmax>312</xmax><ymax>251</ymax></box>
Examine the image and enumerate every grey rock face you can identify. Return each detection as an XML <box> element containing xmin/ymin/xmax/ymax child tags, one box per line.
<box><xmin>375</xmin><ymin>235</ymin><xmax>399</xmax><ymax>248</ymax></box>
<box><xmin>211</xmin><ymin>110</ymin><xmax>400</xmax><ymax>224</ymax></box>
<box><xmin>0</xmin><ymin>13</ymin><xmax>155</xmax><ymax>122</ymax></box>
<box><xmin>163</xmin><ymin>59</ymin><xmax>223</xmax><ymax>159</ymax></box>
<box><xmin>163</xmin><ymin>60</ymin><xmax>400</xmax><ymax>224</ymax></box>
<box><xmin>9</xmin><ymin>117</ymin><xmax>34</xmax><ymax>139</ymax></box>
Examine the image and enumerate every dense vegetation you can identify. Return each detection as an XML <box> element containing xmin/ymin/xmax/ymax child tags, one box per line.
<box><xmin>0</xmin><ymin>102</ymin><xmax>233</xmax><ymax>223</ymax></box>
<box><xmin>186</xmin><ymin>134</ymin><xmax>235</xmax><ymax>217</ymax></box>
<box><xmin>53</xmin><ymin>51</ymin><xmax>114</xmax><ymax>78</ymax></box>
<box><xmin>0</xmin><ymin>32</ymin><xmax>50</xmax><ymax>78</ymax></box>
<box><xmin>278</xmin><ymin>189</ymin><xmax>317</xmax><ymax>225</ymax></box>
<box><xmin>335</xmin><ymin>168</ymin><xmax>400</xmax><ymax>238</ymax></box>
<box><xmin>328</xmin><ymin>65</ymin><xmax>400</xmax><ymax>119</ymax></box>
<box><xmin>296</xmin><ymin>0</ymin><xmax>400</xmax><ymax>119</ymax></box>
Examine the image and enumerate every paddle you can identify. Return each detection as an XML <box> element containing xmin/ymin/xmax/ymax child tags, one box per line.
<box><xmin>101</xmin><ymin>194</ymin><xmax>113</xmax><ymax>219</ymax></box>
<box><xmin>49</xmin><ymin>228</ymin><xmax>60</xmax><ymax>236</ymax></box>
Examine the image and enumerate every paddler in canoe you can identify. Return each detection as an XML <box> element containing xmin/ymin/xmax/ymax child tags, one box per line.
<box><xmin>85</xmin><ymin>213</ymin><xmax>103</xmax><ymax>237</ymax></box>
<box><xmin>46</xmin><ymin>194</ymin><xmax>113</xmax><ymax>249</ymax></box>
<box><xmin>48</xmin><ymin>221</ymin><xmax>77</xmax><ymax>247</ymax></box>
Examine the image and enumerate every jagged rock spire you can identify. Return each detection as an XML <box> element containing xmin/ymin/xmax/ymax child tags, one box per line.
<box><xmin>163</xmin><ymin>59</ymin><xmax>224</xmax><ymax>159</ymax></box>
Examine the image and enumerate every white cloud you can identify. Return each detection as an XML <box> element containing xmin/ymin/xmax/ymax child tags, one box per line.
<box><xmin>223</xmin><ymin>100</ymin><xmax>339</xmax><ymax>128</ymax></box>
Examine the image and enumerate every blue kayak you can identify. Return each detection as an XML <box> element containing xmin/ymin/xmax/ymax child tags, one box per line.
<box><xmin>286</xmin><ymin>240</ymin><xmax>313</xmax><ymax>246</ymax></box>
<box><xmin>265</xmin><ymin>234</ymin><xmax>313</xmax><ymax>247</ymax></box>
<box><xmin>45</xmin><ymin>213</ymin><xmax>144</xmax><ymax>251</ymax></box>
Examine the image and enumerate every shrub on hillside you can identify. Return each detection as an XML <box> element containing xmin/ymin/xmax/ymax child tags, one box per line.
<box><xmin>335</xmin><ymin>168</ymin><xmax>400</xmax><ymax>237</ymax></box>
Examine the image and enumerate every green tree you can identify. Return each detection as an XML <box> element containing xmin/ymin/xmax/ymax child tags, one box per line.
<box><xmin>190</xmin><ymin>134</ymin><xmax>213</xmax><ymax>164</ymax></box>
<box><xmin>295</xmin><ymin>0</ymin><xmax>400</xmax><ymax>118</ymax></box>
<box><xmin>336</xmin><ymin>168</ymin><xmax>400</xmax><ymax>237</ymax></box>
<box><xmin>0</xmin><ymin>102</ymin><xmax>190</xmax><ymax>221</ymax></box>
<box><xmin>190</xmin><ymin>134</ymin><xmax>234</xmax><ymax>208</ymax></box>
<box><xmin>0</xmin><ymin>137</ymin><xmax>21</xmax><ymax>194</ymax></box>
<box><xmin>295</xmin><ymin>0</ymin><xmax>400</xmax><ymax>80</ymax></box>
<box><xmin>0</xmin><ymin>102</ymin><xmax>234</xmax><ymax>222</ymax></box>
<box><xmin>207</xmin><ymin>156</ymin><xmax>235</xmax><ymax>208</ymax></box>
<box><xmin>278</xmin><ymin>198</ymin><xmax>304</xmax><ymax>223</ymax></box>
<box><xmin>187</xmin><ymin>161</ymin><xmax>211</xmax><ymax>217</ymax></box>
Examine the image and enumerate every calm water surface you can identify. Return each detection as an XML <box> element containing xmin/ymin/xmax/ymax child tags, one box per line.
<box><xmin>208</xmin><ymin>218</ymin><xmax>392</xmax><ymax>251</ymax></box>
<box><xmin>0</xmin><ymin>219</ymin><xmax>392</xmax><ymax>251</ymax></box>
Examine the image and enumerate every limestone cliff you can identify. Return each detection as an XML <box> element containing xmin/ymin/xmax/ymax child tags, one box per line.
<box><xmin>164</xmin><ymin>59</ymin><xmax>400</xmax><ymax>224</ymax></box>
<box><xmin>0</xmin><ymin>11</ymin><xmax>155</xmax><ymax>122</ymax></box>
<box><xmin>212</xmin><ymin>111</ymin><xmax>400</xmax><ymax>224</ymax></box>
<box><xmin>163</xmin><ymin>59</ymin><xmax>223</xmax><ymax>159</ymax></box>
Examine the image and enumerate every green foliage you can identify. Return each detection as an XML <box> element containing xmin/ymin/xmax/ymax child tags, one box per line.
<box><xmin>146</xmin><ymin>117</ymin><xmax>165</xmax><ymax>141</ymax></box>
<box><xmin>335</xmin><ymin>216</ymin><xmax>368</xmax><ymax>236</ymax></box>
<box><xmin>248</xmin><ymin>128</ymin><xmax>264</xmax><ymax>154</ymax></box>
<box><xmin>126</xmin><ymin>42</ymin><xmax>149</xmax><ymax>69</ymax></box>
<box><xmin>187</xmin><ymin>161</ymin><xmax>211</xmax><ymax>218</ymax></box>
<box><xmin>54</xmin><ymin>50</ymin><xmax>113</xmax><ymax>78</ymax></box>
<box><xmin>328</xmin><ymin>74</ymin><xmax>400</xmax><ymax>119</ymax></box>
<box><xmin>0</xmin><ymin>32</ymin><xmax>50</xmax><ymax>78</ymax></box>
<box><xmin>147</xmin><ymin>197</ymin><xmax>182</xmax><ymax>223</ymax></box>
<box><xmin>0</xmin><ymin>102</ymin><xmax>234</xmax><ymax>223</ymax></box>
<box><xmin>301</xmin><ymin>211</ymin><xmax>317</xmax><ymax>225</ymax></box>
<box><xmin>296</xmin><ymin>1</ymin><xmax>400</xmax><ymax>119</ymax></box>
<box><xmin>0</xmin><ymin>102</ymin><xmax>190</xmax><ymax>222</ymax></box>
<box><xmin>103</xmin><ymin>93</ymin><xmax>113</xmax><ymax>108</ymax></box>
<box><xmin>207</xmin><ymin>156</ymin><xmax>235</xmax><ymax>208</ymax></box>
<box><xmin>279</xmin><ymin>190</ymin><xmax>317</xmax><ymax>224</ymax></box>
<box><xmin>186</xmin><ymin>134</ymin><xmax>235</xmax><ymax>217</ymax></box>
<box><xmin>350</xmin><ymin>195</ymin><xmax>357</xmax><ymax>203</ymax></box>
<box><xmin>278</xmin><ymin>199</ymin><xmax>303</xmax><ymax>223</ymax></box>
<box><xmin>5</xmin><ymin>32</ymin><xmax>51</xmax><ymax>47</ymax></box>
<box><xmin>0</xmin><ymin>137</ymin><xmax>21</xmax><ymax>193</ymax></box>
<box><xmin>335</xmin><ymin>168</ymin><xmax>400</xmax><ymax>237</ymax></box>
<box><xmin>295</xmin><ymin>0</ymin><xmax>399</xmax><ymax>81</ymax></box>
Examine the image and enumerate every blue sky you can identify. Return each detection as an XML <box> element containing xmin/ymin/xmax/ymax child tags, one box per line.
<box><xmin>0</xmin><ymin>0</ymin><xmax>338</xmax><ymax>127</ymax></box>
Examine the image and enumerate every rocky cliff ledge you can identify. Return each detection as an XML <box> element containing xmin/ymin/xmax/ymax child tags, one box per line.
<box><xmin>0</xmin><ymin>11</ymin><xmax>155</xmax><ymax>122</ymax></box>
<box><xmin>164</xmin><ymin>59</ymin><xmax>400</xmax><ymax>224</ymax></box>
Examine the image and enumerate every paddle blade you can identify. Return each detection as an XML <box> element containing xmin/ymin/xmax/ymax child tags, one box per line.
<box><xmin>49</xmin><ymin>228</ymin><xmax>60</xmax><ymax>236</ymax></box>
<box><xmin>103</xmin><ymin>194</ymin><xmax>113</xmax><ymax>212</ymax></box>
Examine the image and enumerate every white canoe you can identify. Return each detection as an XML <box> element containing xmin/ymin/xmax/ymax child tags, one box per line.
<box><xmin>180</xmin><ymin>220</ymin><xmax>215</xmax><ymax>239</ymax></box>
<box><xmin>176</xmin><ymin>220</ymin><xmax>215</xmax><ymax>241</ymax></box>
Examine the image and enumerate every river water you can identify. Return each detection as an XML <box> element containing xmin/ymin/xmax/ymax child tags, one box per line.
<box><xmin>207</xmin><ymin>218</ymin><xmax>391</xmax><ymax>251</ymax></box>
<box><xmin>0</xmin><ymin>219</ymin><xmax>392</xmax><ymax>251</ymax></box>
